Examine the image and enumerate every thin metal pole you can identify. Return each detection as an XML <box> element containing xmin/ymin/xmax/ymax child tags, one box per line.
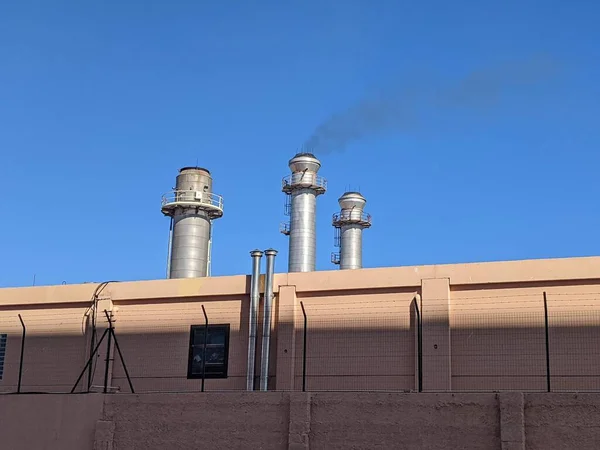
<box><xmin>300</xmin><ymin>301</ymin><xmax>307</xmax><ymax>392</ymax></box>
<box><xmin>17</xmin><ymin>314</ymin><xmax>26</xmax><ymax>394</ymax></box>
<box><xmin>71</xmin><ymin>328</ymin><xmax>109</xmax><ymax>393</ymax></box>
<box><xmin>103</xmin><ymin>311</ymin><xmax>113</xmax><ymax>394</ymax></box>
<box><xmin>166</xmin><ymin>216</ymin><xmax>173</xmax><ymax>278</ymax></box>
<box><xmin>413</xmin><ymin>299</ymin><xmax>423</xmax><ymax>393</ymax></box>
<box><xmin>543</xmin><ymin>292</ymin><xmax>551</xmax><ymax>392</ymax></box>
<box><xmin>202</xmin><ymin>305</ymin><xmax>208</xmax><ymax>393</ymax></box>
<box><xmin>207</xmin><ymin>232</ymin><xmax>212</xmax><ymax>277</ymax></box>
<box><xmin>111</xmin><ymin>329</ymin><xmax>135</xmax><ymax>393</ymax></box>
<box><xmin>87</xmin><ymin>313</ymin><xmax>95</xmax><ymax>392</ymax></box>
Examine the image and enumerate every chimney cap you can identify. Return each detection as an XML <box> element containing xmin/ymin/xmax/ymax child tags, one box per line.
<box><xmin>293</xmin><ymin>151</ymin><xmax>317</xmax><ymax>158</ymax></box>
<box><xmin>288</xmin><ymin>152</ymin><xmax>321</xmax><ymax>173</ymax></box>
<box><xmin>338</xmin><ymin>191</ymin><xmax>367</xmax><ymax>210</ymax></box>
<box><xmin>179</xmin><ymin>166</ymin><xmax>211</xmax><ymax>174</ymax></box>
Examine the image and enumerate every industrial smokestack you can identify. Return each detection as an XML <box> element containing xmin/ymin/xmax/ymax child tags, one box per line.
<box><xmin>331</xmin><ymin>192</ymin><xmax>371</xmax><ymax>270</ymax></box>
<box><xmin>161</xmin><ymin>167</ymin><xmax>224</xmax><ymax>278</ymax></box>
<box><xmin>280</xmin><ymin>153</ymin><xmax>327</xmax><ymax>272</ymax></box>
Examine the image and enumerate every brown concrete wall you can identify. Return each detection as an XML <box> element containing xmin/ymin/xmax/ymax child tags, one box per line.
<box><xmin>524</xmin><ymin>393</ymin><xmax>600</xmax><ymax>450</ymax></box>
<box><xmin>310</xmin><ymin>393</ymin><xmax>500</xmax><ymax>449</ymax></box>
<box><xmin>0</xmin><ymin>393</ymin><xmax>104</xmax><ymax>450</ymax></box>
<box><xmin>104</xmin><ymin>393</ymin><xmax>289</xmax><ymax>450</ymax></box>
<box><xmin>2</xmin><ymin>392</ymin><xmax>600</xmax><ymax>449</ymax></box>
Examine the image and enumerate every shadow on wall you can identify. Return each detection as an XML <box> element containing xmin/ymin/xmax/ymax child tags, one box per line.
<box><xmin>1</xmin><ymin>301</ymin><xmax>600</xmax><ymax>394</ymax></box>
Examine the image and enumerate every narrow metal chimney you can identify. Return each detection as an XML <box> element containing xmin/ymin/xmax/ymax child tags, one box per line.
<box><xmin>260</xmin><ymin>248</ymin><xmax>277</xmax><ymax>391</ymax></box>
<box><xmin>331</xmin><ymin>192</ymin><xmax>371</xmax><ymax>270</ymax></box>
<box><xmin>280</xmin><ymin>153</ymin><xmax>327</xmax><ymax>272</ymax></box>
<box><xmin>161</xmin><ymin>167</ymin><xmax>224</xmax><ymax>278</ymax></box>
<box><xmin>247</xmin><ymin>250</ymin><xmax>263</xmax><ymax>391</ymax></box>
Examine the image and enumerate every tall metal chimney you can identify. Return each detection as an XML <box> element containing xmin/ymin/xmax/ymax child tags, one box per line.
<box><xmin>260</xmin><ymin>248</ymin><xmax>277</xmax><ymax>391</ymax></box>
<box><xmin>331</xmin><ymin>192</ymin><xmax>371</xmax><ymax>270</ymax></box>
<box><xmin>280</xmin><ymin>153</ymin><xmax>327</xmax><ymax>272</ymax></box>
<box><xmin>161</xmin><ymin>167</ymin><xmax>224</xmax><ymax>278</ymax></box>
<box><xmin>247</xmin><ymin>249</ymin><xmax>263</xmax><ymax>391</ymax></box>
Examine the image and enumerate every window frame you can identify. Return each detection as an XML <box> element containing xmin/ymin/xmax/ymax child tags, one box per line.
<box><xmin>0</xmin><ymin>333</ymin><xmax>6</xmax><ymax>380</ymax></box>
<box><xmin>187</xmin><ymin>324</ymin><xmax>230</xmax><ymax>380</ymax></box>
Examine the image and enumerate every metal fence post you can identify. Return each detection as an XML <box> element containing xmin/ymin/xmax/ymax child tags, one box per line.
<box><xmin>543</xmin><ymin>291</ymin><xmax>551</xmax><ymax>392</ymax></box>
<box><xmin>202</xmin><ymin>305</ymin><xmax>208</xmax><ymax>393</ymax></box>
<box><xmin>17</xmin><ymin>314</ymin><xmax>26</xmax><ymax>394</ymax></box>
<box><xmin>110</xmin><ymin>327</ymin><xmax>135</xmax><ymax>394</ymax></box>
<box><xmin>87</xmin><ymin>314</ymin><xmax>96</xmax><ymax>393</ymax></box>
<box><xmin>300</xmin><ymin>301</ymin><xmax>307</xmax><ymax>392</ymax></box>
<box><xmin>413</xmin><ymin>299</ymin><xmax>423</xmax><ymax>393</ymax></box>
<box><xmin>103</xmin><ymin>312</ymin><xmax>114</xmax><ymax>394</ymax></box>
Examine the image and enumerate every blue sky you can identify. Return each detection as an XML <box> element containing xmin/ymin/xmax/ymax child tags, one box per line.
<box><xmin>1</xmin><ymin>1</ymin><xmax>599</xmax><ymax>287</ymax></box>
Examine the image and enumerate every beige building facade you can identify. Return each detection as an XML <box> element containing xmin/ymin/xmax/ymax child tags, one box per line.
<box><xmin>1</xmin><ymin>255</ymin><xmax>600</xmax><ymax>395</ymax></box>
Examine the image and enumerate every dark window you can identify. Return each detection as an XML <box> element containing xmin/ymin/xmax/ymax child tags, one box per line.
<box><xmin>0</xmin><ymin>334</ymin><xmax>6</xmax><ymax>380</ymax></box>
<box><xmin>187</xmin><ymin>324</ymin><xmax>230</xmax><ymax>379</ymax></box>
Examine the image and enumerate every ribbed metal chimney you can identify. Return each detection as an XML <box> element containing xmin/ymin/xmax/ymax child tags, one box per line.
<box><xmin>280</xmin><ymin>153</ymin><xmax>327</xmax><ymax>272</ymax></box>
<box><xmin>331</xmin><ymin>192</ymin><xmax>371</xmax><ymax>270</ymax></box>
<box><xmin>161</xmin><ymin>167</ymin><xmax>224</xmax><ymax>278</ymax></box>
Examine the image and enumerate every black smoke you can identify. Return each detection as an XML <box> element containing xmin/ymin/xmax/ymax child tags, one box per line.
<box><xmin>301</xmin><ymin>55</ymin><xmax>560</xmax><ymax>155</ymax></box>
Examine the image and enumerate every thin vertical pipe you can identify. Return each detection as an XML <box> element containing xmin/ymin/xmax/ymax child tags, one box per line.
<box><xmin>207</xmin><ymin>234</ymin><xmax>212</xmax><ymax>277</ymax></box>
<box><xmin>202</xmin><ymin>305</ymin><xmax>208</xmax><ymax>393</ymax></box>
<box><xmin>300</xmin><ymin>301</ymin><xmax>307</xmax><ymax>392</ymax></box>
<box><xmin>260</xmin><ymin>249</ymin><xmax>277</xmax><ymax>391</ymax></box>
<box><xmin>87</xmin><ymin>306</ymin><xmax>97</xmax><ymax>392</ymax></box>
<box><xmin>247</xmin><ymin>250</ymin><xmax>263</xmax><ymax>391</ymax></box>
<box><xmin>17</xmin><ymin>314</ymin><xmax>26</xmax><ymax>394</ymax></box>
<box><xmin>413</xmin><ymin>299</ymin><xmax>423</xmax><ymax>393</ymax></box>
<box><xmin>103</xmin><ymin>311</ymin><xmax>113</xmax><ymax>394</ymax></box>
<box><xmin>544</xmin><ymin>291</ymin><xmax>551</xmax><ymax>392</ymax></box>
<box><xmin>166</xmin><ymin>216</ymin><xmax>174</xmax><ymax>278</ymax></box>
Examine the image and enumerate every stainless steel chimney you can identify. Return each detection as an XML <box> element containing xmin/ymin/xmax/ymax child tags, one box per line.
<box><xmin>280</xmin><ymin>153</ymin><xmax>326</xmax><ymax>272</ymax></box>
<box><xmin>247</xmin><ymin>250</ymin><xmax>263</xmax><ymax>391</ymax></box>
<box><xmin>331</xmin><ymin>192</ymin><xmax>371</xmax><ymax>270</ymax></box>
<box><xmin>161</xmin><ymin>167</ymin><xmax>224</xmax><ymax>278</ymax></box>
<box><xmin>260</xmin><ymin>248</ymin><xmax>277</xmax><ymax>391</ymax></box>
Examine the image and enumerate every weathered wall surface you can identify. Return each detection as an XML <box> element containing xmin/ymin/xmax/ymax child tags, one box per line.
<box><xmin>309</xmin><ymin>393</ymin><xmax>500</xmax><ymax>450</ymax></box>
<box><xmin>524</xmin><ymin>393</ymin><xmax>600</xmax><ymax>450</ymax></box>
<box><xmin>0</xmin><ymin>394</ymin><xmax>104</xmax><ymax>450</ymax></box>
<box><xmin>2</xmin><ymin>392</ymin><xmax>600</xmax><ymax>449</ymax></box>
<box><xmin>103</xmin><ymin>393</ymin><xmax>289</xmax><ymax>450</ymax></box>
